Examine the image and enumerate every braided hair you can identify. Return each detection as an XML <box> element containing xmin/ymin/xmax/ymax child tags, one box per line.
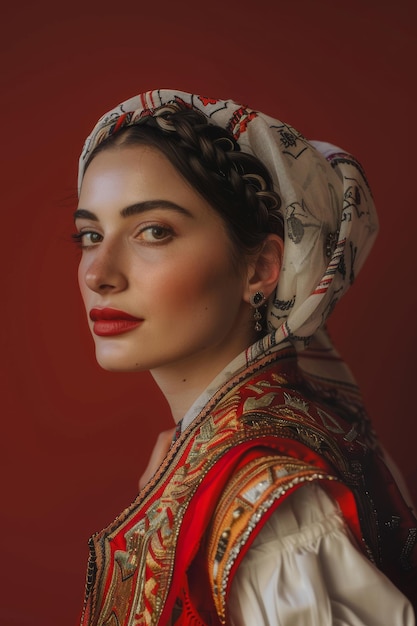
<box><xmin>84</xmin><ymin>103</ymin><xmax>284</xmax><ymax>261</ymax></box>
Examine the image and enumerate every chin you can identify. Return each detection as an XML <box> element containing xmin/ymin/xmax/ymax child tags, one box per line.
<box><xmin>94</xmin><ymin>346</ymin><xmax>146</xmax><ymax>372</ymax></box>
<box><xmin>97</xmin><ymin>359</ymin><xmax>148</xmax><ymax>373</ymax></box>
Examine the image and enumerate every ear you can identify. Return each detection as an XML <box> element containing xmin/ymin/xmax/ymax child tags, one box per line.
<box><xmin>243</xmin><ymin>234</ymin><xmax>284</xmax><ymax>303</ymax></box>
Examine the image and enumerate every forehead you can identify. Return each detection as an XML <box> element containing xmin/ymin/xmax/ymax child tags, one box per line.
<box><xmin>81</xmin><ymin>144</ymin><xmax>171</xmax><ymax>192</ymax></box>
<box><xmin>79</xmin><ymin>144</ymin><xmax>201</xmax><ymax>208</ymax></box>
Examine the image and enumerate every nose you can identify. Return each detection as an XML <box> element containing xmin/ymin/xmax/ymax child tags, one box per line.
<box><xmin>81</xmin><ymin>244</ymin><xmax>128</xmax><ymax>295</ymax></box>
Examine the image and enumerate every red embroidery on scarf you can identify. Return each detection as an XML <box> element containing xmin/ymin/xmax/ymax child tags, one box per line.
<box><xmin>114</xmin><ymin>113</ymin><xmax>128</xmax><ymax>132</ymax></box>
<box><xmin>228</xmin><ymin>107</ymin><xmax>257</xmax><ymax>139</ymax></box>
<box><xmin>198</xmin><ymin>96</ymin><xmax>219</xmax><ymax>106</ymax></box>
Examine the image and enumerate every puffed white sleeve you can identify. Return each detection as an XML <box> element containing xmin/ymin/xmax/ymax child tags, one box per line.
<box><xmin>228</xmin><ymin>483</ymin><xmax>415</xmax><ymax>626</ymax></box>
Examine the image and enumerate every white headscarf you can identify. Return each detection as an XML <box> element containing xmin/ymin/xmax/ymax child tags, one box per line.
<box><xmin>78</xmin><ymin>89</ymin><xmax>378</xmax><ymax>402</ymax></box>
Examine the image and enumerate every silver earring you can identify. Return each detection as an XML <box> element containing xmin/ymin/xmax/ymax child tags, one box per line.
<box><xmin>250</xmin><ymin>291</ymin><xmax>265</xmax><ymax>332</ymax></box>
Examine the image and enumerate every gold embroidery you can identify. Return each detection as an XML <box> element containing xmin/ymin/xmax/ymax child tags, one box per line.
<box><xmin>283</xmin><ymin>391</ymin><xmax>310</xmax><ymax>414</ymax></box>
<box><xmin>243</xmin><ymin>392</ymin><xmax>276</xmax><ymax>411</ymax></box>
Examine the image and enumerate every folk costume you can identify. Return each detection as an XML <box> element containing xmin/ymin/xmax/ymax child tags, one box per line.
<box><xmin>78</xmin><ymin>90</ymin><xmax>417</xmax><ymax>625</ymax></box>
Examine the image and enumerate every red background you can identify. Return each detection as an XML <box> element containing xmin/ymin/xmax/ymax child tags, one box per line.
<box><xmin>2</xmin><ymin>1</ymin><xmax>416</xmax><ymax>624</ymax></box>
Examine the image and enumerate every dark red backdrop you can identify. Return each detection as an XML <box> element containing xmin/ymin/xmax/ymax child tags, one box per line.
<box><xmin>2</xmin><ymin>1</ymin><xmax>416</xmax><ymax>624</ymax></box>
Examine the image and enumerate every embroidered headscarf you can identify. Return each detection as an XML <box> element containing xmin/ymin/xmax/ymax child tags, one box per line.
<box><xmin>78</xmin><ymin>89</ymin><xmax>378</xmax><ymax>400</ymax></box>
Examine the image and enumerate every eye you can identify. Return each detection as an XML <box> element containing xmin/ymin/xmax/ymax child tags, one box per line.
<box><xmin>137</xmin><ymin>224</ymin><xmax>173</xmax><ymax>243</ymax></box>
<box><xmin>72</xmin><ymin>230</ymin><xmax>103</xmax><ymax>249</ymax></box>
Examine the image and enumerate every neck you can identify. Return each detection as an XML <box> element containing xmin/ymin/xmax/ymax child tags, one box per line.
<box><xmin>150</xmin><ymin>335</ymin><xmax>255</xmax><ymax>424</ymax></box>
<box><xmin>150</xmin><ymin>371</ymin><xmax>208</xmax><ymax>424</ymax></box>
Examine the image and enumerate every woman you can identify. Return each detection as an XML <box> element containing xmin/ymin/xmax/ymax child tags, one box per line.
<box><xmin>75</xmin><ymin>89</ymin><xmax>416</xmax><ymax>625</ymax></box>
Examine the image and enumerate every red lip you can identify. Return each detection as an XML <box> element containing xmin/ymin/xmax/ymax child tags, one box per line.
<box><xmin>89</xmin><ymin>308</ymin><xmax>143</xmax><ymax>337</ymax></box>
<box><xmin>90</xmin><ymin>308</ymin><xmax>141</xmax><ymax>322</ymax></box>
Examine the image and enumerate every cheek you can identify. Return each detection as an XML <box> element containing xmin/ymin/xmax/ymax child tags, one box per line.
<box><xmin>145</xmin><ymin>255</ymin><xmax>241</xmax><ymax>318</ymax></box>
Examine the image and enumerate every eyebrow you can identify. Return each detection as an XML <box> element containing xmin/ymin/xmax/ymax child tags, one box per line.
<box><xmin>73</xmin><ymin>200</ymin><xmax>193</xmax><ymax>222</ymax></box>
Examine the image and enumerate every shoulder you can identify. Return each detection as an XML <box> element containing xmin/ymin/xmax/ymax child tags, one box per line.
<box><xmin>228</xmin><ymin>484</ymin><xmax>415</xmax><ymax>626</ymax></box>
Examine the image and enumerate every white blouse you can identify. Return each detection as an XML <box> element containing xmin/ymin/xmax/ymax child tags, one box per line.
<box><xmin>229</xmin><ymin>483</ymin><xmax>415</xmax><ymax>625</ymax></box>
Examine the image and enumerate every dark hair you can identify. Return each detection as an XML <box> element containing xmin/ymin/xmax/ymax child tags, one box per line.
<box><xmin>84</xmin><ymin>105</ymin><xmax>284</xmax><ymax>260</ymax></box>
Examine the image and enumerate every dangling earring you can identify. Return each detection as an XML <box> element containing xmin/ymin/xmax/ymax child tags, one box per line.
<box><xmin>250</xmin><ymin>291</ymin><xmax>265</xmax><ymax>332</ymax></box>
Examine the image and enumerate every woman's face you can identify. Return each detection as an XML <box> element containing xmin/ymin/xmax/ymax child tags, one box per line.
<box><xmin>76</xmin><ymin>144</ymin><xmax>254</xmax><ymax>379</ymax></box>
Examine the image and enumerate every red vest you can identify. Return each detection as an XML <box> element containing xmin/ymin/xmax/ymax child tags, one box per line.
<box><xmin>80</xmin><ymin>348</ymin><xmax>417</xmax><ymax>625</ymax></box>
